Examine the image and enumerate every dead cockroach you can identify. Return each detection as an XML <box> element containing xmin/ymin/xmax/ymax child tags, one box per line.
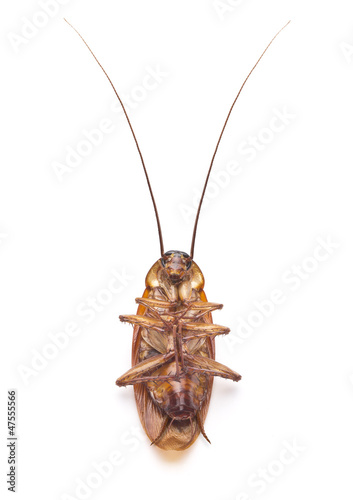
<box><xmin>65</xmin><ymin>19</ymin><xmax>290</xmax><ymax>450</ymax></box>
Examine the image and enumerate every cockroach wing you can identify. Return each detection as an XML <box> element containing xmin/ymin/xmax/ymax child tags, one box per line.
<box><xmin>131</xmin><ymin>281</ymin><xmax>215</xmax><ymax>451</ymax></box>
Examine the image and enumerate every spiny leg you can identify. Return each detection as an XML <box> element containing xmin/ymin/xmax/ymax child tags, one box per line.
<box><xmin>184</xmin><ymin>301</ymin><xmax>223</xmax><ymax>321</ymax></box>
<box><xmin>116</xmin><ymin>352</ymin><xmax>174</xmax><ymax>386</ymax></box>
<box><xmin>185</xmin><ymin>354</ymin><xmax>241</xmax><ymax>382</ymax></box>
<box><xmin>185</xmin><ymin>301</ymin><xmax>223</xmax><ymax>311</ymax></box>
<box><xmin>150</xmin><ymin>416</ymin><xmax>174</xmax><ymax>447</ymax></box>
<box><xmin>134</xmin><ymin>298</ymin><xmax>174</xmax><ymax>326</ymax></box>
<box><xmin>196</xmin><ymin>412</ymin><xmax>211</xmax><ymax>444</ymax></box>
<box><xmin>187</xmin><ymin>367</ymin><xmax>241</xmax><ymax>382</ymax></box>
<box><xmin>183</xmin><ymin>416</ymin><xmax>199</xmax><ymax>449</ymax></box>
<box><xmin>135</xmin><ymin>297</ymin><xmax>177</xmax><ymax>311</ymax></box>
<box><xmin>182</xmin><ymin>321</ymin><xmax>230</xmax><ymax>339</ymax></box>
<box><xmin>119</xmin><ymin>315</ymin><xmax>166</xmax><ymax>332</ymax></box>
<box><xmin>171</xmin><ymin>302</ymin><xmax>223</xmax><ymax>323</ymax></box>
<box><xmin>117</xmin><ymin>375</ymin><xmax>180</xmax><ymax>386</ymax></box>
<box><xmin>177</xmin><ymin>322</ymin><xmax>185</xmax><ymax>371</ymax></box>
<box><xmin>172</xmin><ymin>324</ymin><xmax>180</xmax><ymax>378</ymax></box>
<box><xmin>173</xmin><ymin>303</ymin><xmax>193</xmax><ymax>322</ymax></box>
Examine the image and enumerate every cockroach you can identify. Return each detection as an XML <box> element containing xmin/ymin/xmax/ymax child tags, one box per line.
<box><xmin>65</xmin><ymin>19</ymin><xmax>290</xmax><ymax>450</ymax></box>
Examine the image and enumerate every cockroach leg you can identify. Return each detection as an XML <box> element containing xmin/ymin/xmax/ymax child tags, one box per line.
<box><xmin>136</xmin><ymin>298</ymin><xmax>178</xmax><ymax>310</ymax></box>
<box><xmin>116</xmin><ymin>352</ymin><xmax>174</xmax><ymax>386</ymax></box>
<box><xmin>183</xmin><ymin>332</ymin><xmax>226</xmax><ymax>342</ymax></box>
<box><xmin>172</xmin><ymin>301</ymin><xmax>222</xmax><ymax>322</ymax></box>
<box><xmin>194</xmin><ymin>305</ymin><xmax>223</xmax><ymax>320</ymax></box>
<box><xmin>172</xmin><ymin>324</ymin><xmax>180</xmax><ymax>379</ymax></box>
<box><xmin>117</xmin><ymin>375</ymin><xmax>179</xmax><ymax>386</ymax></box>
<box><xmin>185</xmin><ymin>354</ymin><xmax>242</xmax><ymax>382</ymax></box>
<box><xmin>177</xmin><ymin>322</ymin><xmax>185</xmax><ymax>372</ymax></box>
<box><xmin>188</xmin><ymin>301</ymin><xmax>223</xmax><ymax>310</ymax></box>
<box><xmin>150</xmin><ymin>417</ymin><xmax>174</xmax><ymax>447</ymax></box>
<box><xmin>182</xmin><ymin>321</ymin><xmax>230</xmax><ymax>342</ymax></box>
<box><xmin>187</xmin><ymin>367</ymin><xmax>241</xmax><ymax>382</ymax></box>
<box><xmin>135</xmin><ymin>298</ymin><xmax>173</xmax><ymax>326</ymax></box>
<box><xmin>174</xmin><ymin>303</ymin><xmax>193</xmax><ymax>322</ymax></box>
<box><xmin>183</xmin><ymin>322</ymin><xmax>230</xmax><ymax>336</ymax></box>
<box><xmin>119</xmin><ymin>315</ymin><xmax>166</xmax><ymax>331</ymax></box>
<box><xmin>183</xmin><ymin>417</ymin><xmax>199</xmax><ymax>449</ymax></box>
<box><xmin>183</xmin><ymin>333</ymin><xmax>216</xmax><ymax>341</ymax></box>
<box><xmin>196</xmin><ymin>412</ymin><xmax>211</xmax><ymax>444</ymax></box>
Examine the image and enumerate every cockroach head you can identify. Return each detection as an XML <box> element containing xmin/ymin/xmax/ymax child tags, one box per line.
<box><xmin>161</xmin><ymin>251</ymin><xmax>192</xmax><ymax>284</ymax></box>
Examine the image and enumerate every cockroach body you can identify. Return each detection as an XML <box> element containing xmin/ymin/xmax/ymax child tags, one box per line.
<box><xmin>117</xmin><ymin>252</ymin><xmax>240</xmax><ymax>450</ymax></box>
<box><xmin>65</xmin><ymin>19</ymin><xmax>290</xmax><ymax>450</ymax></box>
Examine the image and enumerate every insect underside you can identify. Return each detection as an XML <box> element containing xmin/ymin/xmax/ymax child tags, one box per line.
<box><xmin>116</xmin><ymin>253</ymin><xmax>241</xmax><ymax>450</ymax></box>
<box><xmin>64</xmin><ymin>18</ymin><xmax>289</xmax><ymax>451</ymax></box>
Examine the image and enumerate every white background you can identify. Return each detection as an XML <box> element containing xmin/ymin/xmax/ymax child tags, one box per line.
<box><xmin>1</xmin><ymin>1</ymin><xmax>353</xmax><ymax>499</ymax></box>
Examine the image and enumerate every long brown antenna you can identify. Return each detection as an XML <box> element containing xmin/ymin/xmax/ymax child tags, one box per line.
<box><xmin>64</xmin><ymin>19</ymin><xmax>165</xmax><ymax>256</ymax></box>
<box><xmin>189</xmin><ymin>21</ymin><xmax>290</xmax><ymax>259</ymax></box>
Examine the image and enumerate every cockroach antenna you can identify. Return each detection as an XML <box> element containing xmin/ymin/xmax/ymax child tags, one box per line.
<box><xmin>64</xmin><ymin>18</ymin><xmax>165</xmax><ymax>257</ymax></box>
<box><xmin>189</xmin><ymin>20</ymin><xmax>291</xmax><ymax>259</ymax></box>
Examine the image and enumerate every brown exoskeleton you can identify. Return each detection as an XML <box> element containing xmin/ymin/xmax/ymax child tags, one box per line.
<box><xmin>65</xmin><ymin>19</ymin><xmax>290</xmax><ymax>450</ymax></box>
<box><xmin>117</xmin><ymin>251</ymin><xmax>240</xmax><ymax>450</ymax></box>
